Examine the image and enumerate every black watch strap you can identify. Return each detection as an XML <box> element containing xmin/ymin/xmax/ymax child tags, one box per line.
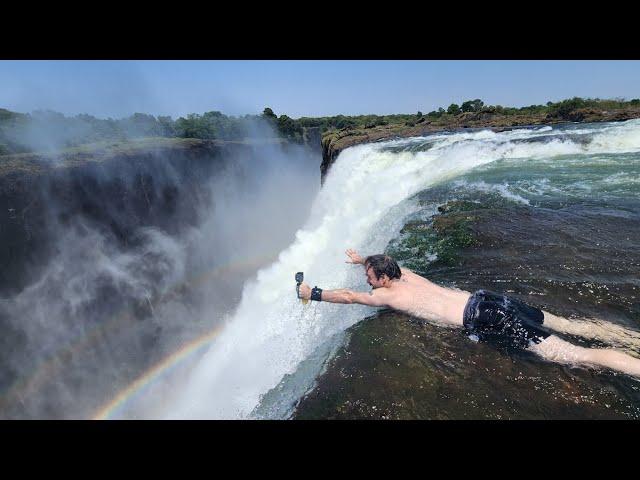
<box><xmin>310</xmin><ymin>286</ymin><xmax>323</xmax><ymax>301</ymax></box>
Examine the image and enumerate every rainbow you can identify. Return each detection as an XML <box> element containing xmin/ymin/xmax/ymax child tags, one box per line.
<box><xmin>92</xmin><ymin>325</ymin><xmax>223</xmax><ymax>419</ymax></box>
<box><xmin>0</xmin><ymin>253</ymin><xmax>279</xmax><ymax>418</ymax></box>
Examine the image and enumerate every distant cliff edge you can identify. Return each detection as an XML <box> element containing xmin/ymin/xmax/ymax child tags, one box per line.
<box><xmin>320</xmin><ymin>107</ymin><xmax>640</xmax><ymax>182</ymax></box>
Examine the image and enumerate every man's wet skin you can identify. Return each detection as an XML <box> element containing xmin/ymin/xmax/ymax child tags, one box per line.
<box><xmin>370</xmin><ymin>268</ymin><xmax>471</xmax><ymax>328</ymax></box>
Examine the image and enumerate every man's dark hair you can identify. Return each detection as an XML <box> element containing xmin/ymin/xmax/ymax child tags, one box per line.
<box><xmin>364</xmin><ymin>254</ymin><xmax>402</xmax><ymax>280</ymax></box>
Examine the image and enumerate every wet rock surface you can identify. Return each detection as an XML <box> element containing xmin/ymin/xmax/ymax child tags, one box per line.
<box><xmin>294</xmin><ymin>311</ymin><xmax>640</xmax><ymax>419</ymax></box>
<box><xmin>294</xmin><ymin>193</ymin><xmax>640</xmax><ymax>419</ymax></box>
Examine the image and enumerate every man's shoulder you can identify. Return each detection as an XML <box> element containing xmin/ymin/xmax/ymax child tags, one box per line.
<box><xmin>373</xmin><ymin>284</ymin><xmax>404</xmax><ymax>302</ymax></box>
<box><xmin>367</xmin><ymin>287</ymin><xmax>390</xmax><ymax>299</ymax></box>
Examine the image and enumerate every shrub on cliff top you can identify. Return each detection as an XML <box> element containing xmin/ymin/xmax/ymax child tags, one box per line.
<box><xmin>547</xmin><ymin>97</ymin><xmax>588</xmax><ymax>119</ymax></box>
<box><xmin>447</xmin><ymin>103</ymin><xmax>462</xmax><ymax>115</ymax></box>
<box><xmin>461</xmin><ymin>99</ymin><xmax>484</xmax><ymax>113</ymax></box>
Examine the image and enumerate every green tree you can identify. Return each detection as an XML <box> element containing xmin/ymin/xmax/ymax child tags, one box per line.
<box><xmin>125</xmin><ymin>113</ymin><xmax>162</xmax><ymax>136</ymax></box>
<box><xmin>157</xmin><ymin>116</ymin><xmax>176</xmax><ymax>137</ymax></box>
<box><xmin>331</xmin><ymin>115</ymin><xmax>356</xmax><ymax>129</ymax></box>
<box><xmin>461</xmin><ymin>99</ymin><xmax>484</xmax><ymax>113</ymax></box>
<box><xmin>548</xmin><ymin>97</ymin><xmax>588</xmax><ymax>119</ymax></box>
<box><xmin>263</xmin><ymin>107</ymin><xmax>277</xmax><ymax>119</ymax></box>
<box><xmin>447</xmin><ymin>103</ymin><xmax>461</xmax><ymax>115</ymax></box>
<box><xmin>175</xmin><ymin>114</ymin><xmax>213</xmax><ymax>139</ymax></box>
<box><xmin>277</xmin><ymin>114</ymin><xmax>303</xmax><ymax>141</ymax></box>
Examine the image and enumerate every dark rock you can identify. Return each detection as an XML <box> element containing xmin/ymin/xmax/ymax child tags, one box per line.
<box><xmin>0</xmin><ymin>140</ymin><xmax>249</xmax><ymax>294</ymax></box>
<box><xmin>294</xmin><ymin>311</ymin><xmax>640</xmax><ymax>419</ymax></box>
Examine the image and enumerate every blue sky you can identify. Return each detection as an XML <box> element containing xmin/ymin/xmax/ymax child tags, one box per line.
<box><xmin>1</xmin><ymin>60</ymin><xmax>639</xmax><ymax>119</ymax></box>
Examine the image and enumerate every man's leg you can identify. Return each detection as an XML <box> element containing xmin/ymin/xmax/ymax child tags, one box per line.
<box><xmin>541</xmin><ymin>311</ymin><xmax>640</xmax><ymax>352</ymax></box>
<box><xmin>530</xmin><ymin>334</ymin><xmax>640</xmax><ymax>378</ymax></box>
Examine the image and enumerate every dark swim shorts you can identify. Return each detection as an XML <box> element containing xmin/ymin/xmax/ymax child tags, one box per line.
<box><xmin>463</xmin><ymin>290</ymin><xmax>551</xmax><ymax>349</ymax></box>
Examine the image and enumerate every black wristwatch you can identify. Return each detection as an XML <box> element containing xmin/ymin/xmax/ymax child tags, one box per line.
<box><xmin>310</xmin><ymin>286</ymin><xmax>323</xmax><ymax>301</ymax></box>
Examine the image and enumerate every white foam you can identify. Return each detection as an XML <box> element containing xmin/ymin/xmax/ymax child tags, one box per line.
<box><xmin>454</xmin><ymin>180</ymin><xmax>531</xmax><ymax>205</ymax></box>
<box><xmin>602</xmin><ymin>171</ymin><xmax>640</xmax><ymax>185</ymax></box>
<box><xmin>589</xmin><ymin>119</ymin><xmax>640</xmax><ymax>154</ymax></box>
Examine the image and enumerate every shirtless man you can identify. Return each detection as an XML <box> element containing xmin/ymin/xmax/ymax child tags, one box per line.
<box><xmin>297</xmin><ymin>249</ymin><xmax>640</xmax><ymax>378</ymax></box>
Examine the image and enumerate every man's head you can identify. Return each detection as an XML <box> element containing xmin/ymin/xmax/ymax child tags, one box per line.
<box><xmin>364</xmin><ymin>254</ymin><xmax>402</xmax><ymax>288</ymax></box>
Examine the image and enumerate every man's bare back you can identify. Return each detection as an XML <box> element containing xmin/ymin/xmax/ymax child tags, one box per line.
<box><xmin>379</xmin><ymin>268</ymin><xmax>470</xmax><ymax>328</ymax></box>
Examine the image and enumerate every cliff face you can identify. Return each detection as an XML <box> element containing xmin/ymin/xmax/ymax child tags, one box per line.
<box><xmin>319</xmin><ymin>108</ymin><xmax>640</xmax><ymax>182</ymax></box>
<box><xmin>0</xmin><ymin>138</ymin><xmax>265</xmax><ymax>295</ymax></box>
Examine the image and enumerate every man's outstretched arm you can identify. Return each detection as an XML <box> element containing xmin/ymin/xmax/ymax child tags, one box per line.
<box><xmin>298</xmin><ymin>282</ymin><xmax>388</xmax><ymax>307</ymax></box>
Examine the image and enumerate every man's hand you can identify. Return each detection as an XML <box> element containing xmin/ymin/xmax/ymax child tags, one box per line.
<box><xmin>345</xmin><ymin>248</ymin><xmax>365</xmax><ymax>265</ymax></box>
<box><xmin>298</xmin><ymin>282</ymin><xmax>312</xmax><ymax>300</ymax></box>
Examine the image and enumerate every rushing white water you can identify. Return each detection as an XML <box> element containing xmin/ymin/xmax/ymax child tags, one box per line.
<box><xmin>164</xmin><ymin>119</ymin><xmax>640</xmax><ymax>419</ymax></box>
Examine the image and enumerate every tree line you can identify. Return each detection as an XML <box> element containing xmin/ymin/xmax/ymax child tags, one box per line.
<box><xmin>1</xmin><ymin>97</ymin><xmax>639</xmax><ymax>155</ymax></box>
<box><xmin>433</xmin><ymin>97</ymin><xmax>640</xmax><ymax>118</ymax></box>
<box><xmin>0</xmin><ymin>108</ymin><xmax>306</xmax><ymax>155</ymax></box>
